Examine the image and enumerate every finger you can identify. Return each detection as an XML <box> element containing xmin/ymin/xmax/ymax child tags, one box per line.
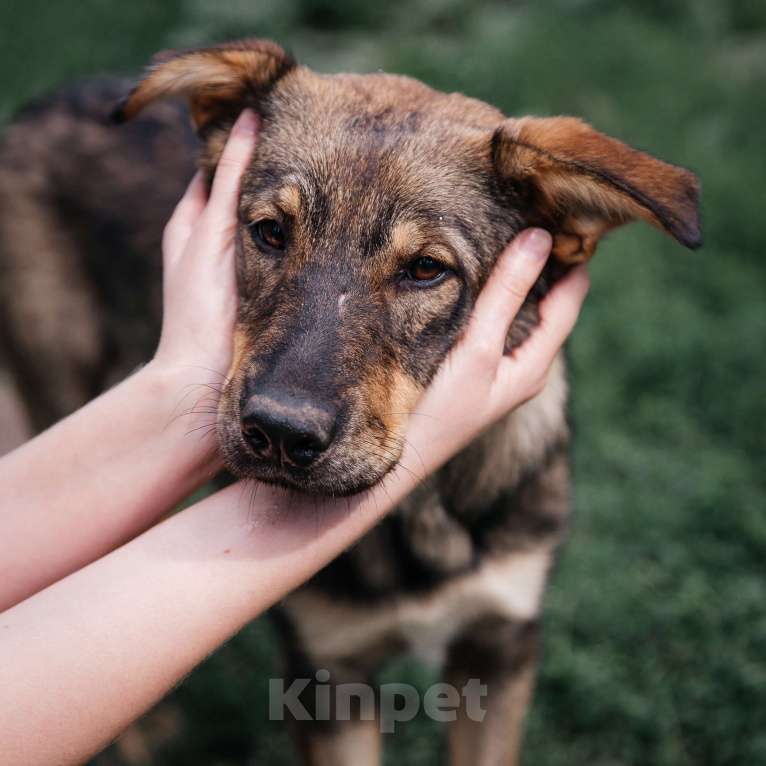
<box><xmin>206</xmin><ymin>109</ymin><xmax>259</xmax><ymax>225</ymax></box>
<box><xmin>494</xmin><ymin>264</ymin><xmax>590</xmax><ymax>393</ymax></box>
<box><xmin>163</xmin><ymin>171</ymin><xmax>206</xmax><ymax>253</ymax></box>
<box><xmin>464</xmin><ymin>229</ymin><xmax>552</xmax><ymax>360</ymax></box>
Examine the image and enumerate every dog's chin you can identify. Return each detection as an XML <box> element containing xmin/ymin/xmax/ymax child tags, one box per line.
<box><xmin>223</xmin><ymin>452</ymin><xmax>397</xmax><ymax>498</ymax></box>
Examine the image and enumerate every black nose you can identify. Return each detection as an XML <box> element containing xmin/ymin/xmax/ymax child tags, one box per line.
<box><xmin>241</xmin><ymin>389</ymin><xmax>337</xmax><ymax>468</ymax></box>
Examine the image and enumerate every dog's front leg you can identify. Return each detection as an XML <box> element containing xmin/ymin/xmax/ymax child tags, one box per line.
<box><xmin>280</xmin><ymin>659</ymin><xmax>382</xmax><ymax>766</ymax></box>
<box><xmin>295</xmin><ymin>716</ymin><xmax>382</xmax><ymax>766</ymax></box>
<box><xmin>444</xmin><ymin>615</ymin><xmax>540</xmax><ymax>766</ymax></box>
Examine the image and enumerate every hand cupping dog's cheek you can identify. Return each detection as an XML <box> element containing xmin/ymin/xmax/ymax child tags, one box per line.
<box><xmin>395</xmin><ymin>231</ymin><xmax>588</xmax><ymax>477</ymax></box>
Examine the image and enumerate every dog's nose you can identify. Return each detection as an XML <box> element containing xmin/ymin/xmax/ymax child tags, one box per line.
<box><xmin>241</xmin><ymin>390</ymin><xmax>336</xmax><ymax>468</ymax></box>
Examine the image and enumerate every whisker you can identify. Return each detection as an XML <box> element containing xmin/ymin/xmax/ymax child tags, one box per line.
<box><xmin>378</xmin><ymin>410</ymin><xmax>440</xmax><ymax>421</ymax></box>
<box><xmin>355</xmin><ymin>436</ymin><xmax>423</xmax><ymax>485</ymax></box>
<box><xmin>166</xmin><ymin>385</ymin><xmax>224</xmax><ymax>429</ymax></box>
<box><xmin>248</xmin><ymin>480</ymin><xmax>262</xmax><ymax>518</ymax></box>
<box><xmin>354</xmin><ymin>437</ymin><xmax>404</xmax><ymax>467</ymax></box>
<box><xmin>184</xmin><ymin>421</ymin><xmax>218</xmax><ymax>438</ymax></box>
<box><xmin>378</xmin><ymin>425</ymin><xmax>428</xmax><ymax>481</ymax></box>
<box><xmin>179</xmin><ymin>381</ymin><xmax>226</xmax><ymax>394</ymax></box>
<box><xmin>181</xmin><ymin>365</ymin><xmax>228</xmax><ymax>380</ymax></box>
<box><xmin>377</xmin><ymin>471</ymin><xmax>396</xmax><ymax>509</ymax></box>
<box><xmin>397</xmin><ymin>435</ymin><xmax>427</xmax><ymax>478</ymax></box>
<box><xmin>167</xmin><ymin>408</ymin><xmax>218</xmax><ymax>428</ymax></box>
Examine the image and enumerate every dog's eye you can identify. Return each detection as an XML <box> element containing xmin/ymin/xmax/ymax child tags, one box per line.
<box><xmin>250</xmin><ymin>219</ymin><xmax>286</xmax><ymax>251</ymax></box>
<box><xmin>405</xmin><ymin>256</ymin><xmax>448</xmax><ymax>284</ymax></box>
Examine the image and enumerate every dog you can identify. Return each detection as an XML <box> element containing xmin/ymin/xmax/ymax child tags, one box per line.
<box><xmin>0</xmin><ymin>38</ymin><xmax>700</xmax><ymax>764</ymax></box>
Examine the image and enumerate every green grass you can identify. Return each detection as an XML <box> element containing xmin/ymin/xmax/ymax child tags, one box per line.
<box><xmin>1</xmin><ymin>1</ymin><xmax>764</xmax><ymax>763</ymax></box>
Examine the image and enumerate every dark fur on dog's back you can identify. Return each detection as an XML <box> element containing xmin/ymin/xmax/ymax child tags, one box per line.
<box><xmin>0</xmin><ymin>80</ymin><xmax>195</xmax><ymax>430</ymax></box>
<box><xmin>0</xmin><ymin>38</ymin><xmax>700</xmax><ymax>766</ymax></box>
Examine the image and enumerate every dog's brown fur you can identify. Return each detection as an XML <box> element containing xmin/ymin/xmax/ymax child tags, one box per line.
<box><xmin>0</xmin><ymin>38</ymin><xmax>700</xmax><ymax>765</ymax></box>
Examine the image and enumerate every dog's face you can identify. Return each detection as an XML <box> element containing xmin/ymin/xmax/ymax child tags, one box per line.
<box><xmin>117</xmin><ymin>38</ymin><xmax>701</xmax><ymax>495</ymax></box>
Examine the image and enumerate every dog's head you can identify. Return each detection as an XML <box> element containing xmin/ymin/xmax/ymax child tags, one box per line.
<box><xmin>116</xmin><ymin>38</ymin><xmax>701</xmax><ymax>495</ymax></box>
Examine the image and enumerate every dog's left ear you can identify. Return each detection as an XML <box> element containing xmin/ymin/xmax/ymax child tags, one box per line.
<box><xmin>111</xmin><ymin>38</ymin><xmax>295</xmax><ymax>132</ymax></box>
<box><xmin>492</xmin><ymin>117</ymin><xmax>701</xmax><ymax>263</ymax></box>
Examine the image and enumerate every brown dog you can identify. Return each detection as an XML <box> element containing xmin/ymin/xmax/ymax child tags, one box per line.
<box><xmin>0</xmin><ymin>38</ymin><xmax>700</xmax><ymax>764</ymax></box>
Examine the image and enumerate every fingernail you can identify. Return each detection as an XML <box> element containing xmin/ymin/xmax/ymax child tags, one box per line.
<box><xmin>520</xmin><ymin>228</ymin><xmax>552</xmax><ymax>260</ymax></box>
<box><xmin>233</xmin><ymin>108</ymin><xmax>259</xmax><ymax>136</ymax></box>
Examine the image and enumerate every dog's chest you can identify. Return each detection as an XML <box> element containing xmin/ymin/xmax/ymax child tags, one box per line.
<box><xmin>281</xmin><ymin>547</ymin><xmax>553</xmax><ymax>667</ymax></box>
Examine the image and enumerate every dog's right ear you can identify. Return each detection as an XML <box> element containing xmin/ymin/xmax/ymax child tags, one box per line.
<box><xmin>492</xmin><ymin>116</ymin><xmax>701</xmax><ymax>263</ymax></box>
<box><xmin>111</xmin><ymin>38</ymin><xmax>295</xmax><ymax>132</ymax></box>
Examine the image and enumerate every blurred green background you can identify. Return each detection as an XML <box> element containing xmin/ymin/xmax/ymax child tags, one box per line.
<box><xmin>2</xmin><ymin>0</ymin><xmax>764</xmax><ymax>764</ymax></box>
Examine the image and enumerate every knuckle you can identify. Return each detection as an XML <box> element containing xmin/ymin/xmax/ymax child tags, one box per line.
<box><xmin>215</xmin><ymin>156</ymin><xmax>236</xmax><ymax>174</ymax></box>
<box><xmin>498</xmin><ymin>259</ymin><xmax>539</xmax><ymax>301</ymax></box>
<box><xmin>472</xmin><ymin>336</ymin><xmax>498</xmax><ymax>367</ymax></box>
<box><xmin>163</xmin><ymin>219</ymin><xmax>189</xmax><ymax>246</ymax></box>
<box><xmin>215</xmin><ymin>153</ymin><xmax>245</xmax><ymax>179</ymax></box>
<box><xmin>162</xmin><ymin>221</ymin><xmax>177</xmax><ymax>246</ymax></box>
<box><xmin>514</xmin><ymin>374</ymin><xmax>545</xmax><ymax>406</ymax></box>
<box><xmin>499</xmin><ymin>273</ymin><xmax>530</xmax><ymax>302</ymax></box>
<box><xmin>528</xmin><ymin>373</ymin><xmax>548</xmax><ymax>399</ymax></box>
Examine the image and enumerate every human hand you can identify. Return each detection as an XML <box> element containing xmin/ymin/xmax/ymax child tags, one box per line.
<box><xmin>393</xmin><ymin>228</ymin><xmax>589</xmax><ymax>477</ymax></box>
<box><xmin>151</xmin><ymin>108</ymin><xmax>259</xmax><ymax>380</ymax></box>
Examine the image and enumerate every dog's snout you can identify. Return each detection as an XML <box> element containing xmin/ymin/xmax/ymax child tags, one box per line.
<box><xmin>241</xmin><ymin>389</ymin><xmax>336</xmax><ymax>468</ymax></box>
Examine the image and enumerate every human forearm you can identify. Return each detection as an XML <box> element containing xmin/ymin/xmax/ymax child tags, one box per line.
<box><xmin>0</xmin><ymin>474</ymin><xmax>405</xmax><ymax>766</ymax></box>
<box><xmin>0</xmin><ymin>363</ymin><xmax>220</xmax><ymax>610</ymax></box>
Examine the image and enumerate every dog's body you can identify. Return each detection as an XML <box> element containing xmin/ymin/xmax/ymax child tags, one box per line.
<box><xmin>0</xmin><ymin>40</ymin><xmax>699</xmax><ymax>765</ymax></box>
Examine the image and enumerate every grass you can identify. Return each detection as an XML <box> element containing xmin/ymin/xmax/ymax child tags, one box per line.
<box><xmin>1</xmin><ymin>1</ymin><xmax>764</xmax><ymax>763</ymax></box>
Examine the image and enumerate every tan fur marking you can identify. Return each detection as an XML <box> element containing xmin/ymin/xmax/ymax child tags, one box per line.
<box><xmin>276</xmin><ymin>184</ymin><xmax>302</xmax><ymax>219</ymax></box>
<box><xmin>302</xmin><ymin>719</ymin><xmax>381</xmax><ymax>766</ymax></box>
<box><xmin>378</xmin><ymin>368</ymin><xmax>422</xmax><ymax>442</ymax></box>
<box><xmin>390</xmin><ymin>219</ymin><xmax>424</xmax><ymax>256</ymax></box>
<box><xmin>283</xmin><ymin>548</ymin><xmax>553</xmax><ymax>666</ymax></box>
<box><xmin>226</xmin><ymin>326</ymin><xmax>249</xmax><ymax>383</ymax></box>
